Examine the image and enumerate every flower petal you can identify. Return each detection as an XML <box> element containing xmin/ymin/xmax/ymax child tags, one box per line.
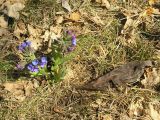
<box><xmin>32</xmin><ymin>59</ymin><xmax>39</xmax><ymax>66</ymax></box>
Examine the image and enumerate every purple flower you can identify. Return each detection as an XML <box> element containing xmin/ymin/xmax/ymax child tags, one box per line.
<box><xmin>32</xmin><ymin>67</ymin><xmax>39</xmax><ymax>72</ymax></box>
<box><xmin>18</xmin><ymin>45</ymin><xmax>24</xmax><ymax>51</ymax></box>
<box><xmin>40</xmin><ymin>62</ymin><xmax>46</xmax><ymax>68</ymax></box>
<box><xmin>41</xmin><ymin>57</ymin><xmax>47</xmax><ymax>63</ymax></box>
<box><xmin>71</xmin><ymin>35</ymin><xmax>76</xmax><ymax>46</ymax></box>
<box><xmin>25</xmin><ymin>40</ymin><xmax>31</xmax><ymax>46</ymax></box>
<box><xmin>40</xmin><ymin>57</ymin><xmax>47</xmax><ymax>68</ymax></box>
<box><xmin>67</xmin><ymin>46</ymin><xmax>76</xmax><ymax>52</ymax></box>
<box><xmin>21</xmin><ymin>42</ymin><xmax>27</xmax><ymax>48</ymax></box>
<box><xmin>17</xmin><ymin>40</ymin><xmax>31</xmax><ymax>51</ymax></box>
<box><xmin>27</xmin><ymin>64</ymin><xmax>39</xmax><ymax>72</ymax></box>
<box><xmin>32</xmin><ymin>59</ymin><xmax>39</xmax><ymax>66</ymax></box>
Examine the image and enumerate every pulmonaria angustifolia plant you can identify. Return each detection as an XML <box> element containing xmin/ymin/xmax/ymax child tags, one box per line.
<box><xmin>16</xmin><ymin>32</ymin><xmax>77</xmax><ymax>82</ymax></box>
<box><xmin>17</xmin><ymin>40</ymin><xmax>48</xmax><ymax>78</ymax></box>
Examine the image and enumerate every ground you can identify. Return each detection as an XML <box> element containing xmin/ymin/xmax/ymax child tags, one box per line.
<box><xmin>0</xmin><ymin>0</ymin><xmax>160</xmax><ymax>120</ymax></box>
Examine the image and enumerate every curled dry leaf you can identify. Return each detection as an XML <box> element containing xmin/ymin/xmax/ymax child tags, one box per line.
<box><xmin>0</xmin><ymin>16</ymin><xmax>8</xmax><ymax>28</ymax></box>
<box><xmin>141</xmin><ymin>67</ymin><xmax>160</xmax><ymax>87</ymax></box>
<box><xmin>62</xmin><ymin>0</ymin><xmax>71</xmax><ymax>12</ymax></box>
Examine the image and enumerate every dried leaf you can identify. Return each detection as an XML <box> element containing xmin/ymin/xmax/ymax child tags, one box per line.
<box><xmin>28</xmin><ymin>36</ymin><xmax>42</xmax><ymax>50</ymax></box>
<box><xmin>27</xmin><ymin>24</ymin><xmax>42</xmax><ymax>50</ymax></box>
<box><xmin>50</xmin><ymin>26</ymin><xmax>62</xmax><ymax>38</ymax></box>
<box><xmin>101</xmin><ymin>0</ymin><xmax>110</xmax><ymax>9</ymax></box>
<box><xmin>24</xmin><ymin>81</ymin><xmax>34</xmax><ymax>96</ymax></box>
<box><xmin>62</xmin><ymin>0</ymin><xmax>71</xmax><ymax>12</ymax></box>
<box><xmin>149</xmin><ymin>0</ymin><xmax>157</xmax><ymax>6</ymax></box>
<box><xmin>123</xmin><ymin>17</ymin><xmax>134</xmax><ymax>31</ymax></box>
<box><xmin>0</xmin><ymin>16</ymin><xmax>8</xmax><ymax>28</ymax></box>
<box><xmin>14</xmin><ymin>21</ymin><xmax>27</xmax><ymax>39</ymax></box>
<box><xmin>56</xmin><ymin>16</ymin><xmax>64</xmax><ymax>24</ymax></box>
<box><xmin>141</xmin><ymin>67</ymin><xmax>160</xmax><ymax>87</ymax></box>
<box><xmin>69</xmin><ymin>12</ymin><xmax>81</xmax><ymax>21</ymax></box>
<box><xmin>7</xmin><ymin>3</ymin><xmax>25</xmax><ymax>19</ymax></box>
<box><xmin>0</xmin><ymin>28</ymin><xmax>9</xmax><ymax>37</ymax></box>
<box><xmin>27</xmin><ymin>24</ymin><xmax>41</xmax><ymax>38</ymax></box>
<box><xmin>129</xmin><ymin>98</ymin><xmax>144</xmax><ymax>117</ymax></box>
<box><xmin>149</xmin><ymin>104</ymin><xmax>160</xmax><ymax>120</ymax></box>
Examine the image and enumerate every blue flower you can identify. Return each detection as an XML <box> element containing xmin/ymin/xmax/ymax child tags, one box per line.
<box><xmin>18</xmin><ymin>45</ymin><xmax>24</xmax><ymax>51</ymax></box>
<box><xmin>21</xmin><ymin>42</ymin><xmax>27</xmax><ymax>48</ymax></box>
<box><xmin>71</xmin><ymin>35</ymin><xmax>76</xmax><ymax>46</ymax></box>
<box><xmin>25</xmin><ymin>40</ymin><xmax>31</xmax><ymax>46</ymax></box>
<box><xmin>40</xmin><ymin>62</ymin><xmax>46</xmax><ymax>68</ymax></box>
<box><xmin>40</xmin><ymin>57</ymin><xmax>47</xmax><ymax>68</ymax></box>
<box><xmin>67</xmin><ymin>46</ymin><xmax>76</xmax><ymax>52</ymax></box>
<box><xmin>27</xmin><ymin>64</ymin><xmax>34</xmax><ymax>71</ymax></box>
<box><xmin>41</xmin><ymin>57</ymin><xmax>47</xmax><ymax>63</ymax></box>
<box><xmin>32</xmin><ymin>67</ymin><xmax>39</xmax><ymax>72</ymax></box>
<box><xmin>17</xmin><ymin>40</ymin><xmax>32</xmax><ymax>51</ymax></box>
<box><xmin>27</xmin><ymin>64</ymin><xmax>39</xmax><ymax>72</ymax></box>
<box><xmin>32</xmin><ymin>59</ymin><xmax>39</xmax><ymax>66</ymax></box>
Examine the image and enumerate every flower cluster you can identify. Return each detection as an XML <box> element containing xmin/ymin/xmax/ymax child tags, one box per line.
<box><xmin>27</xmin><ymin>57</ymin><xmax>48</xmax><ymax>73</ymax></box>
<box><xmin>18</xmin><ymin>40</ymin><xmax>31</xmax><ymax>51</ymax></box>
<box><xmin>67</xmin><ymin>31</ymin><xmax>76</xmax><ymax>52</ymax></box>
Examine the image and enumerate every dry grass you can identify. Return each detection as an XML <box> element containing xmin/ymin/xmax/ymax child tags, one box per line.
<box><xmin>0</xmin><ymin>0</ymin><xmax>160</xmax><ymax>120</ymax></box>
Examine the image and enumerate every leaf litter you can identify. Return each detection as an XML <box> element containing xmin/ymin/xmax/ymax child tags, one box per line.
<box><xmin>0</xmin><ymin>0</ymin><xmax>160</xmax><ymax>119</ymax></box>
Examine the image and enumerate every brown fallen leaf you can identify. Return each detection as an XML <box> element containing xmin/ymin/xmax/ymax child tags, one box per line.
<box><xmin>79</xmin><ymin>60</ymin><xmax>154</xmax><ymax>91</ymax></box>
<box><xmin>101</xmin><ymin>0</ymin><xmax>111</xmax><ymax>9</ymax></box>
<box><xmin>14</xmin><ymin>21</ymin><xmax>27</xmax><ymax>39</ymax></box>
<box><xmin>56</xmin><ymin>16</ymin><xmax>64</xmax><ymax>24</ymax></box>
<box><xmin>24</xmin><ymin>81</ymin><xmax>34</xmax><ymax>96</ymax></box>
<box><xmin>27</xmin><ymin>24</ymin><xmax>42</xmax><ymax>50</ymax></box>
<box><xmin>68</xmin><ymin>12</ymin><xmax>81</xmax><ymax>21</ymax></box>
<box><xmin>129</xmin><ymin>97</ymin><xmax>144</xmax><ymax>118</ymax></box>
<box><xmin>141</xmin><ymin>67</ymin><xmax>160</xmax><ymax>87</ymax></box>
<box><xmin>0</xmin><ymin>28</ymin><xmax>9</xmax><ymax>37</ymax></box>
<box><xmin>7</xmin><ymin>2</ymin><xmax>25</xmax><ymax>19</ymax></box>
<box><xmin>149</xmin><ymin>0</ymin><xmax>157</xmax><ymax>6</ymax></box>
<box><xmin>0</xmin><ymin>15</ymin><xmax>8</xmax><ymax>28</ymax></box>
<box><xmin>2</xmin><ymin>80</ymin><xmax>39</xmax><ymax>101</ymax></box>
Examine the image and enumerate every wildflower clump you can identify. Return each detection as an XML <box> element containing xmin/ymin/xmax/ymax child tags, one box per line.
<box><xmin>15</xmin><ymin>31</ymin><xmax>77</xmax><ymax>82</ymax></box>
